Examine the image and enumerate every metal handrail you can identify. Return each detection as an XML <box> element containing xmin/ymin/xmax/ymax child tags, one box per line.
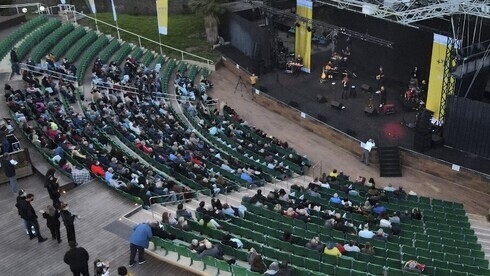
<box><xmin>71</xmin><ymin>11</ymin><xmax>214</xmax><ymax>67</ymax></box>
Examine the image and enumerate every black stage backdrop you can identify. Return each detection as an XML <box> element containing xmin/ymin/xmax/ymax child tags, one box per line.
<box><xmin>315</xmin><ymin>6</ymin><xmax>434</xmax><ymax>84</ymax></box>
<box><xmin>220</xmin><ymin>10</ymin><xmax>271</xmax><ymax>73</ymax></box>
<box><xmin>444</xmin><ymin>96</ymin><xmax>490</xmax><ymax>158</ymax></box>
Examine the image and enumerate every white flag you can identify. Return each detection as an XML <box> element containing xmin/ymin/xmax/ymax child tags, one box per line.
<box><xmin>111</xmin><ymin>0</ymin><xmax>117</xmax><ymax>22</ymax></box>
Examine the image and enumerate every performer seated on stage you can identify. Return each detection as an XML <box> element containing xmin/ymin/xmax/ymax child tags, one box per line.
<box><xmin>320</xmin><ymin>61</ymin><xmax>338</xmax><ymax>82</ymax></box>
<box><xmin>342</xmin><ymin>46</ymin><xmax>351</xmax><ymax>62</ymax></box>
<box><xmin>404</xmin><ymin>87</ymin><xmax>416</xmax><ymax>101</ymax></box>
<box><xmin>287</xmin><ymin>55</ymin><xmax>304</xmax><ymax>75</ymax></box>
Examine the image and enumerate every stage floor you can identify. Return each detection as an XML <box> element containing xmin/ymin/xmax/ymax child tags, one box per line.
<box><xmin>256</xmin><ymin>53</ymin><xmax>490</xmax><ymax>175</ymax></box>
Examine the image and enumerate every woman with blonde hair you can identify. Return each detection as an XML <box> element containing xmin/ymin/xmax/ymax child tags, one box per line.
<box><xmin>42</xmin><ymin>204</ymin><xmax>61</xmax><ymax>243</ymax></box>
<box><xmin>161</xmin><ymin>212</ymin><xmax>177</xmax><ymax>225</ymax></box>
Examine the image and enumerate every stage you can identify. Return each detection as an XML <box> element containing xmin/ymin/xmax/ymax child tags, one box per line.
<box><xmin>252</xmin><ymin>52</ymin><xmax>490</xmax><ymax>175</ymax></box>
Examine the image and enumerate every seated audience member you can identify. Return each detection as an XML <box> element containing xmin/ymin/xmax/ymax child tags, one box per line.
<box><xmin>277</xmin><ymin>189</ymin><xmax>290</xmax><ymax>203</ymax></box>
<box><xmin>221</xmin><ymin>234</ymin><xmax>243</xmax><ymax>249</ymax></box>
<box><xmin>283</xmin><ymin>208</ymin><xmax>296</xmax><ymax>218</ymax></box>
<box><xmin>174</xmin><ymin>216</ymin><xmax>190</xmax><ymax>231</ymax></box>
<box><xmin>280</xmin><ymin>231</ymin><xmax>294</xmax><ymax>243</ymax></box>
<box><xmin>324</xmin><ymin>242</ymin><xmax>342</xmax><ymax>257</ymax></box>
<box><xmin>394</xmin><ymin>187</ymin><xmax>407</xmax><ymax>199</ymax></box>
<box><xmin>372</xmin><ymin>203</ymin><xmax>387</xmax><ymax>216</ymax></box>
<box><xmin>151</xmin><ymin>221</ymin><xmax>176</xmax><ymax>240</ymax></box>
<box><xmin>375</xmin><ymin>228</ymin><xmax>389</xmax><ymax>240</ymax></box>
<box><xmin>248</xmin><ymin>248</ymin><xmax>267</xmax><ymax>274</ymax></box>
<box><xmin>365</xmin><ymin>177</ymin><xmax>375</xmax><ymax>188</ymax></box>
<box><xmin>305</xmin><ymin>236</ymin><xmax>324</xmax><ymax>252</ymax></box>
<box><xmin>264</xmin><ymin>262</ymin><xmax>280</xmax><ymax>276</ymax></box>
<box><xmin>361</xmin><ymin>242</ymin><xmax>375</xmax><ymax>255</ymax></box>
<box><xmin>389</xmin><ymin>212</ymin><xmax>401</xmax><ymax>224</ymax></box>
<box><xmin>276</xmin><ymin>261</ymin><xmax>292</xmax><ymax>276</ymax></box>
<box><xmin>189</xmin><ymin>239</ymin><xmax>206</xmax><ymax>253</ymax></box>
<box><xmin>249</xmin><ymin>189</ymin><xmax>267</xmax><ymax>205</ymax></box>
<box><xmin>196</xmin><ymin>201</ymin><xmax>207</xmax><ymax>215</ymax></box>
<box><xmin>90</xmin><ymin>161</ymin><xmax>105</xmax><ymax>177</ymax></box>
<box><xmin>161</xmin><ymin>212</ymin><xmax>177</xmax><ymax>225</ymax></box>
<box><xmin>329</xmin><ymin>169</ymin><xmax>339</xmax><ymax>179</ymax></box>
<box><xmin>199</xmin><ymin>240</ymin><xmax>223</xmax><ymax>259</ymax></box>
<box><xmin>411</xmin><ymin>208</ymin><xmax>422</xmax><ymax>220</ymax></box>
<box><xmin>198</xmin><ymin>214</ymin><xmax>221</xmax><ymax>229</ymax></box>
<box><xmin>176</xmin><ymin>203</ymin><xmax>193</xmax><ymax>220</ymax></box>
<box><xmin>358</xmin><ymin>224</ymin><xmax>375</xmax><ymax>239</ymax></box>
<box><xmin>383</xmin><ymin>183</ymin><xmax>396</xmax><ymax>192</ymax></box>
<box><xmin>343</xmin><ymin>240</ymin><xmax>361</xmax><ymax>252</ymax></box>
<box><xmin>330</xmin><ymin>193</ymin><xmax>342</xmax><ymax>204</ymax></box>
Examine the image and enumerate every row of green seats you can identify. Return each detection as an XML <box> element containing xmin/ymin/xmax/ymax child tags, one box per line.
<box><xmin>76</xmin><ymin>35</ymin><xmax>110</xmax><ymax>83</ymax></box>
<box><xmin>30</xmin><ymin>23</ymin><xmax>74</xmax><ymax>63</ymax></box>
<box><xmin>141</xmin><ymin>50</ymin><xmax>155</xmax><ymax>67</ymax></box>
<box><xmin>51</xmin><ymin>26</ymin><xmax>86</xmax><ymax>60</ymax></box>
<box><xmin>98</xmin><ymin>39</ymin><xmax>121</xmax><ymax>64</ymax></box>
<box><xmin>0</xmin><ymin>15</ymin><xmax>48</xmax><ymax>60</ymax></box>
<box><xmin>64</xmin><ymin>31</ymin><xmax>97</xmax><ymax>63</ymax></box>
<box><xmin>17</xmin><ymin>19</ymin><xmax>61</xmax><ymax>61</ymax></box>
<box><xmin>112</xmin><ymin>43</ymin><xmax>132</xmax><ymax>66</ymax></box>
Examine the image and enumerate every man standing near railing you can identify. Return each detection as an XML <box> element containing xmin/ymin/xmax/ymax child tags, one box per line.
<box><xmin>10</xmin><ymin>48</ymin><xmax>20</xmax><ymax>75</ymax></box>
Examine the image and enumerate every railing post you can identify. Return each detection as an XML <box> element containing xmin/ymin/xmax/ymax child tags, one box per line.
<box><xmin>181</xmin><ymin>51</ymin><xmax>184</xmax><ymax>61</ymax></box>
<box><xmin>138</xmin><ymin>36</ymin><xmax>142</xmax><ymax>48</ymax></box>
<box><xmin>16</xmin><ymin>7</ymin><xmax>18</xmax><ymax>14</ymax></box>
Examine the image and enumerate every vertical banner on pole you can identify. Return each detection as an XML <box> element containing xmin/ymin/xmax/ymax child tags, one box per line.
<box><xmin>426</xmin><ymin>34</ymin><xmax>450</xmax><ymax>119</ymax></box>
<box><xmin>111</xmin><ymin>0</ymin><xmax>118</xmax><ymax>22</ymax></box>
<box><xmin>88</xmin><ymin>0</ymin><xmax>96</xmax><ymax>13</ymax></box>
<box><xmin>295</xmin><ymin>0</ymin><xmax>313</xmax><ymax>73</ymax></box>
<box><xmin>156</xmin><ymin>0</ymin><xmax>168</xmax><ymax>35</ymax></box>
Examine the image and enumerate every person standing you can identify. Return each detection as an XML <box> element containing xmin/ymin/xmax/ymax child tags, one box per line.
<box><xmin>45</xmin><ymin>168</ymin><xmax>61</xmax><ymax>208</ymax></box>
<box><xmin>1</xmin><ymin>153</ymin><xmax>17</xmax><ymax>194</ymax></box>
<box><xmin>10</xmin><ymin>47</ymin><xmax>20</xmax><ymax>75</ymax></box>
<box><xmin>60</xmin><ymin>202</ymin><xmax>78</xmax><ymax>243</ymax></box>
<box><xmin>64</xmin><ymin>241</ymin><xmax>90</xmax><ymax>276</ymax></box>
<box><xmin>15</xmin><ymin>189</ymin><xmax>29</xmax><ymax>234</ymax></box>
<box><xmin>17</xmin><ymin>193</ymin><xmax>47</xmax><ymax>242</ymax></box>
<box><xmin>128</xmin><ymin>222</ymin><xmax>153</xmax><ymax>267</ymax></box>
<box><xmin>41</xmin><ymin>204</ymin><xmax>61</xmax><ymax>243</ymax></box>
<box><xmin>360</xmin><ymin>139</ymin><xmax>375</xmax><ymax>166</ymax></box>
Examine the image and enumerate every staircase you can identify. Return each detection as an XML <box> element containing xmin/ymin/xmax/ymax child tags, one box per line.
<box><xmin>378</xmin><ymin>146</ymin><xmax>402</xmax><ymax>177</ymax></box>
<box><xmin>468</xmin><ymin>214</ymin><xmax>490</xmax><ymax>267</ymax></box>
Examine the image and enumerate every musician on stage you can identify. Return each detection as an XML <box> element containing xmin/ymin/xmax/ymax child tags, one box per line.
<box><xmin>320</xmin><ymin>61</ymin><xmax>337</xmax><ymax>82</ymax></box>
<box><xmin>375</xmin><ymin>66</ymin><xmax>385</xmax><ymax>88</ymax></box>
<box><xmin>410</xmin><ymin>66</ymin><xmax>419</xmax><ymax>87</ymax></box>
<box><xmin>341</xmin><ymin>73</ymin><xmax>350</xmax><ymax>99</ymax></box>
<box><xmin>376</xmin><ymin>86</ymin><xmax>387</xmax><ymax>107</ymax></box>
<box><xmin>341</xmin><ymin>46</ymin><xmax>351</xmax><ymax>66</ymax></box>
<box><xmin>293</xmin><ymin>55</ymin><xmax>303</xmax><ymax>75</ymax></box>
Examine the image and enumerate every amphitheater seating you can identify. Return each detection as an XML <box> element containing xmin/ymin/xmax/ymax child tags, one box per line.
<box><xmin>51</xmin><ymin>26</ymin><xmax>87</xmax><ymax>60</ymax></box>
<box><xmin>0</xmin><ymin>15</ymin><xmax>48</xmax><ymax>61</ymax></box>
<box><xmin>16</xmin><ymin>19</ymin><xmax>61</xmax><ymax>61</ymax></box>
<box><xmin>30</xmin><ymin>23</ymin><xmax>75</xmax><ymax>63</ymax></box>
<box><xmin>7</xmin><ymin>16</ymin><xmax>488</xmax><ymax>276</ymax></box>
<box><xmin>64</xmin><ymin>31</ymin><xmax>98</xmax><ymax>63</ymax></box>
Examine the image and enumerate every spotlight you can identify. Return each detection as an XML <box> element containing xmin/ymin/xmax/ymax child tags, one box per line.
<box><xmin>307</xmin><ymin>26</ymin><xmax>312</xmax><ymax>32</ymax></box>
<box><xmin>295</xmin><ymin>22</ymin><xmax>301</xmax><ymax>27</ymax></box>
<box><xmin>331</xmin><ymin>101</ymin><xmax>345</xmax><ymax>110</ymax></box>
<box><xmin>39</xmin><ymin>6</ymin><xmax>46</xmax><ymax>12</ymax></box>
<box><xmin>22</xmin><ymin>8</ymin><xmax>28</xmax><ymax>13</ymax></box>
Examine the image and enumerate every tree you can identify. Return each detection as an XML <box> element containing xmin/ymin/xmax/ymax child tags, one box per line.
<box><xmin>189</xmin><ymin>0</ymin><xmax>226</xmax><ymax>44</ymax></box>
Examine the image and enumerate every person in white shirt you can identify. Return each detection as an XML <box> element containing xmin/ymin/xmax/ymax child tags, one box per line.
<box><xmin>358</xmin><ymin>225</ymin><xmax>375</xmax><ymax>239</ymax></box>
<box><xmin>343</xmin><ymin>240</ymin><xmax>361</xmax><ymax>252</ymax></box>
<box><xmin>383</xmin><ymin>183</ymin><xmax>396</xmax><ymax>192</ymax></box>
<box><xmin>389</xmin><ymin>212</ymin><xmax>401</xmax><ymax>224</ymax></box>
<box><xmin>379</xmin><ymin>218</ymin><xmax>392</xmax><ymax>228</ymax></box>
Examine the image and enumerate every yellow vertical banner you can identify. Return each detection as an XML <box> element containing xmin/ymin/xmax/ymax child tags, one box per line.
<box><xmin>426</xmin><ymin>34</ymin><xmax>449</xmax><ymax>119</ymax></box>
<box><xmin>156</xmin><ymin>0</ymin><xmax>168</xmax><ymax>35</ymax></box>
<box><xmin>295</xmin><ymin>0</ymin><xmax>312</xmax><ymax>73</ymax></box>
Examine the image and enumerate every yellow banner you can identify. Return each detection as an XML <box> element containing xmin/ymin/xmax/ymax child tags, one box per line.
<box><xmin>426</xmin><ymin>34</ymin><xmax>454</xmax><ymax>120</ymax></box>
<box><xmin>295</xmin><ymin>0</ymin><xmax>312</xmax><ymax>73</ymax></box>
<box><xmin>156</xmin><ymin>0</ymin><xmax>168</xmax><ymax>35</ymax></box>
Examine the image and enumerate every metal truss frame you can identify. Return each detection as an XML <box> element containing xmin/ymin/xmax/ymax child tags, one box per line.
<box><xmin>439</xmin><ymin>37</ymin><xmax>459</xmax><ymax>122</ymax></box>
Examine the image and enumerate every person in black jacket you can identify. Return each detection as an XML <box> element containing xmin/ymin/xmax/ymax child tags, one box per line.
<box><xmin>60</xmin><ymin>202</ymin><xmax>78</xmax><ymax>243</ymax></box>
<box><xmin>18</xmin><ymin>193</ymin><xmax>47</xmax><ymax>242</ymax></box>
<box><xmin>45</xmin><ymin>168</ymin><xmax>61</xmax><ymax>208</ymax></box>
<box><xmin>15</xmin><ymin>189</ymin><xmax>29</xmax><ymax>234</ymax></box>
<box><xmin>41</xmin><ymin>204</ymin><xmax>61</xmax><ymax>243</ymax></box>
<box><xmin>10</xmin><ymin>47</ymin><xmax>20</xmax><ymax>75</ymax></box>
<box><xmin>1</xmin><ymin>153</ymin><xmax>17</xmax><ymax>194</ymax></box>
<box><xmin>64</xmin><ymin>241</ymin><xmax>90</xmax><ymax>276</ymax></box>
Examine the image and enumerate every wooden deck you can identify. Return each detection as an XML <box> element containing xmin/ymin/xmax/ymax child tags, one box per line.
<box><xmin>0</xmin><ymin>172</ymin><xmax>193</xmax><ymax>276</ymax></box>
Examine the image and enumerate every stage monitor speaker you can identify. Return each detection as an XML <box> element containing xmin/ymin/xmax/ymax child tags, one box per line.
<box><xmin>415</xmin><ymin>108</ymin><xmax>433</xmax><ymax>131</ymax></box>
<box><xmin>364</xmin><ymin>107</ymin><xmax>376</xmax><ymax>115</ymax></box>
<box><xmin>289</xmin><ymin>101</ymin><xmax>299</xmax><ymax>108</ymax></box>
<box><xmin>317</xmin><ymin>114</ymin><xmax>327</xmax><ymax>122</ymax></box>
<box><xmin>316</xmin><ymin>94</ymin><xmax>327</xmax><ymax>103</ymax></box>
<box><xmin>331</xmin><ymin>101</ymin><xmax>344</xmax><ymax>110</ymax></box>
<box><xmin>345</xmin><ymin>128</ymin><xmax>357</xmax><ymax>137</ymax></box>
<box><xmin>361</xmin><ymin>84</ymin><xmax>371</xmax><ymax>92</ymax></box>
<box><xmin>431</xmin><ymin>134</ymin><xmax>444</xmax><ymax>148</ymax></box>
<box><xmin>413</xmin><ymin>132</ymin><xmax>431</xmax><ymax>152</ymax></box>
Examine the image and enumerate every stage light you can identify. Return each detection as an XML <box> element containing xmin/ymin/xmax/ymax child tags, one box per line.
<box><xmin>22</xmin><ymin>8</ymin><xmax>28</xmax><ymax>13</ymax></box>
<box><xmin>39</xmin><ymin>6</ymin><xmax>46</xmax><ymax>12</ymax></box>
<box><xmin>295</xmin><ymin>22</ymin><xmax>301</xmax><ymax>27</ymax></box>
<box><xmin>307</xmin><ymin>26</ymin><xmax>312</xmax><ymax>32</ymax></box>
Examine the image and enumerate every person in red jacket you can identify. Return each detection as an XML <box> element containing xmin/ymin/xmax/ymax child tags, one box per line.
<box><xmin>90</xmin><ymin>161</ymin><xmax>105</xmax><ymax>177</ymax></box>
